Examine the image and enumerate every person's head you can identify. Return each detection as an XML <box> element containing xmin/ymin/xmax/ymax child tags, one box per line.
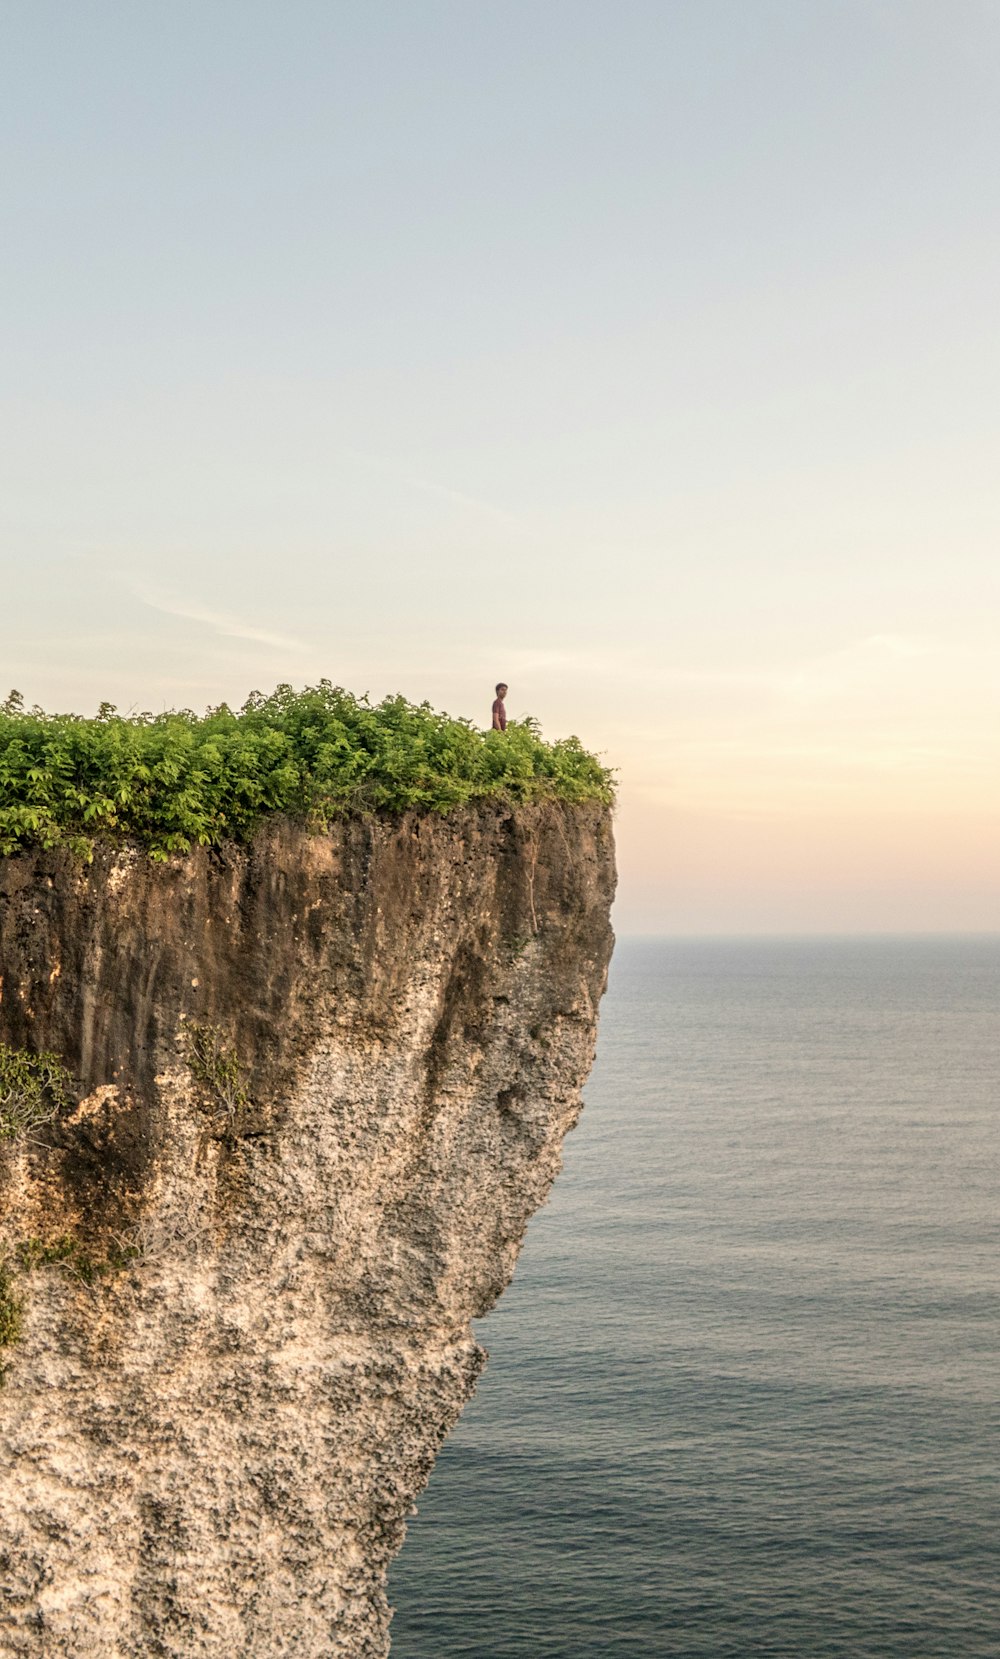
<box><xmin>495</xmin><ymin>682</ymin><xmax>508</xmax><ymax>698</ymax></box>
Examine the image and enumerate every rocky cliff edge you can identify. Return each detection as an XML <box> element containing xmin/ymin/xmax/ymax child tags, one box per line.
<box><xmin>0</xmin><ymin>800</ymin><xmax>615</xmax><ymax>1657</ymax></box>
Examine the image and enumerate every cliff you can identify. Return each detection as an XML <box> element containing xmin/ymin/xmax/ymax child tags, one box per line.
<box><xmin>0</xmin><ymin>800</ymin><xmax>615</xmax><ymax>1657</ymax></box>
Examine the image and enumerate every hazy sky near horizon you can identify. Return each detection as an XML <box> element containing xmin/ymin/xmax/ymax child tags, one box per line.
<box><xmin>2</xmin><ymin>1</ymin><xmax>999</xmax><ymax>932</ymax></box>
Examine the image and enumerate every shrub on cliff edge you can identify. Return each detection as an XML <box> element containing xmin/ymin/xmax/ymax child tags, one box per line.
<box><xmin>0</xmin><ymin>682</ymin><xmax>614</xmax><ymax>860</ymax></box>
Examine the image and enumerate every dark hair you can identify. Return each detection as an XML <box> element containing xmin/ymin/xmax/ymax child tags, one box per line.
<box><xmin>495</xmin><ymin>682</ymin><xmax>507</xmax><ymax>694</ymax></box>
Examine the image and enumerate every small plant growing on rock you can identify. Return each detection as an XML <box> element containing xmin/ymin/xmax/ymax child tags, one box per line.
<box><xmin>0</xmin><ymin>1045</ymin><xmax>73</xmax><ymax>1142</ymax></box>
<box><xmin>0</xmin><ymin>1265</ymin><xmax>22</xmax><ymax>1378</ymax></box>
<box><xmin>186</xmin><ymin>1023</ymin><xmax>250</xmax><ymax>1128</ymax></box>
<box><xmin>16</xmin><ymin>1235</ymin><xmax>80</xmax><ymax>1272</ymax></box>
<box><xmin>16</xmin><ymin>1233</ymin><xmax>140</xmax><ymax>1283</ymax></box>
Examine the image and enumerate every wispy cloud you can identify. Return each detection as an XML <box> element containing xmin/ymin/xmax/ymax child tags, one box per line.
<box><xmin>436</xmin><ymin>634</ymin><xmax>953</xmax><ymax>696</ymax></box>
<box><xmin>337</xmin><ymin>446</ymin><xmax>534</xmax><ymax>534</ymax></box>
<box><xmin>132</xmin><ymin>586</ymin><xmax>308</xmax><ymax>654</ymax></box>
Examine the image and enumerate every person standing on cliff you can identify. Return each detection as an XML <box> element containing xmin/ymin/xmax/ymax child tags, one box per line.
<box><xmin>491</xmin><ymin>683</ymin><xmax>508</xmax><ymax>732</ymax></box>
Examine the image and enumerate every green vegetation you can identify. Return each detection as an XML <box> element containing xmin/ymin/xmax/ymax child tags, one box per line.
<box><xmin>15</xmin><ymin>1234</ymin><xmax>140</xmax><ymax>1283</ymax></box>
<box><xmin>0</xmin><ymin>1265</ymin><xmax>22</xmax><ymax>1378</ymax></box>
<box><xmin>186</xmin><ymin>1023</ymin><xmax>250</xmax><ymax>1126</ymax></box>
<box><xmin>0</xmin><ymin>1225</ymin><xmax>142</xmax><ymax>1383</ymax></box>
<box><xmin>0</xmin><ymin>683</ymin><xmax>614</xmax><ymax>860</ymax></box>
<box><xmin>0</xmin><ymin>1044</ymin><xmax>73</xmax><ymax>1141</ymax></box>
<box><xmin>16</xmin><ymin>1235</ymin><xmax>81</xmax><ymax>1273</ymax></box>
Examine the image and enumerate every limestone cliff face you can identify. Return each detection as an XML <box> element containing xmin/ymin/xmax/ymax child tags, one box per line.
<box><xmin>0</xmin><ymin>801</ymin><xmax>615</xmax><ymax>1658</ymax></box>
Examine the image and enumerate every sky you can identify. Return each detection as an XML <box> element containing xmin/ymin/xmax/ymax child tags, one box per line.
<box><xmin>2</xmin><ymin>0</ymin><xmax>999</xmax><ymax>933</ymax></box>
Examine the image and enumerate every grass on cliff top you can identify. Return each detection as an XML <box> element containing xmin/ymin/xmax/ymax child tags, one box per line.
<box><xmin>0</xmin><ymin>682</ymin><xmax>614</xmax><ymax>860</ymax></box>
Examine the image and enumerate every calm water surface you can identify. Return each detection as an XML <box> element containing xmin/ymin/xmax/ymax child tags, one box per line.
<box><xmin>390</xmin><ymin>937</ymin><xmax>999</xmax><ymax>1657</ymax></box>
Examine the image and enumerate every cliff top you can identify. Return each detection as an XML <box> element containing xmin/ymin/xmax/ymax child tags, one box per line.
<box><xmin>0</xmin><ymin>681</ymin><xmax>614</xmax><ymax>860</ymax></box>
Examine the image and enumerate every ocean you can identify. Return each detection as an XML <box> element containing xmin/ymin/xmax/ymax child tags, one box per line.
<box><xmin>388</xmin><ymin>937</ymin><xmax>999</xmax><ymax>1658</ymax></box>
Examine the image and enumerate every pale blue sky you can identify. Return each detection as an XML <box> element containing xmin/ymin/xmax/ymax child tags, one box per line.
<box><xmin>2</xmin><ymin>2</ymin><xmax>999</xmax><ymax>930</ymax></box>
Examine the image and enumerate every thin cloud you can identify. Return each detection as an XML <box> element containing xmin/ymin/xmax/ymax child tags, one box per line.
<box><xmin>337</xmin><ymin>446</ymin><xmax>534</xmax><ymax>534</ymax></box>
<box><xmin>133</xmin><ymin>587</ymin><xmax>308</xmax><ymax>654</ymax></box>
<box><xmin>856</xmin><ymin>633</ymin><xmax>938</xmax><ymax>659</ymax></box>
<box><xmin>458</xmin><ymin>635</ymin><xmax>953</xmax><ymax>696</ymax></box>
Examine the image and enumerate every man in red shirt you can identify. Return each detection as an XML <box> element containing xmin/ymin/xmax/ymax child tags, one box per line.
<box><xmin>491</xmin><ymin>682</ymin><xmax>508</xmax><ymax>732</ymax></box>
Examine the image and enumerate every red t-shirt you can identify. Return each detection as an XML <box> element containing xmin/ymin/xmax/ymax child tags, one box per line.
<box><xmin>492</xmin><ymin>697</ymin><xmax>507</xmax><ymax>732</ymax></box>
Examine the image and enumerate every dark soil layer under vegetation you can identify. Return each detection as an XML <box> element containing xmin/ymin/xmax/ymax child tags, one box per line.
<box><xmin>0</xmin><ymin>683</ymin><xmax>613</xmax><ymax>859</ymax></box>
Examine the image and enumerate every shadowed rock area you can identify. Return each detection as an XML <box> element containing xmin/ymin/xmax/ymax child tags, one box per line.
<box><xmin>0</xmin><ymin>801</ymin><xmax>615</xmax><ymax>1656</ymax></box>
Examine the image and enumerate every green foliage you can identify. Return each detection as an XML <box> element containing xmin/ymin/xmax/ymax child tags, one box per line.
<box><xmin>0</xmin><ymin>1231</ymin><xmax>141</xmax><ymax>1382</ymax></box>
<box><xmin>187</xmin><ymin>1023</ymin><xmax>250</xmax><ymax>1125</ymax></box>
<box><xmin>0</xmin><ymin>682</ymin><xmax>614</xmax><ymax>860</ymax></box>
<box><xmin>0</xmin><ymin>1045</ymin><xmax>73</xmax><ymax>1141</ymax></box>
<box><xmin>16</xmin><ymin>1234</ymin><xmax>92</xmax><ymax>1279</ymax></box>
<box><xmin>0</xmin><ymin>1266</ymin><xmax>22</xmax><ymax>1363</ymax></box>
<box><xmin>15</xmin><ymin>1233</ymin><xmax>140</xmax><ymax>1283</ymax></box>
<box><xmin>17</xmin><ymin>1235</ymin><xmax>77</xmax><ymax>1270</ymax></box>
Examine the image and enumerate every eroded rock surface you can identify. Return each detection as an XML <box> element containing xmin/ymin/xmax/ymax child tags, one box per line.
<box><xmin>0</xmin><ymin>802</ymin><xmax>615</xmax><ymax>1657</ymax></box>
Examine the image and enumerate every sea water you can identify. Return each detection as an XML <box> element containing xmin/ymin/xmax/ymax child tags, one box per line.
<box><xmin>389</xmin><ymin>937</ymin><xmax>999</xmax><ymax>1657</ymax></box>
